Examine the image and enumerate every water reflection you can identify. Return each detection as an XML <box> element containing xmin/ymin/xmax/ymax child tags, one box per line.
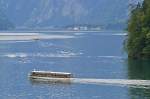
<box><xmin>30</xmin><ymin>79</ymin><xmax>72</xmax><ymax>86</ymax></box>
<box><xmin>128</xmin><ymin>59</ymin><xmax>150</xmax><ymax>80</ymax></box>
<box><xmin>128</xmin><ymin>59</ymin><xmax>150</xmax><ymax>99</ymax></box>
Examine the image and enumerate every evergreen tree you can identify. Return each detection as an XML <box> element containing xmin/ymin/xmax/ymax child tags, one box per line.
<box><xmin>127</xmin><ymin>0</ymin><xmax>150</xmax><ymax>59</ymax></box>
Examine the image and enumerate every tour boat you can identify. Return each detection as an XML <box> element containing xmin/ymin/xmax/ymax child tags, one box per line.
<box><xmin>29</xmin><ymin>70</ymin><xmax>73</xmax><ymax>83</ymax></box>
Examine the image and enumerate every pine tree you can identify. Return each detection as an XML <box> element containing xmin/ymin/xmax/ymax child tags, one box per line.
<box><xmin>127</xmin><ymin>0</ymin><xmax>150</xmax><ymax>59</ymax></box>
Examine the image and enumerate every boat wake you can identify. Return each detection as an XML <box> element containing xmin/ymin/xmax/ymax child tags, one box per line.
<box><xmin>71</xmin><ymin>78</ymin><xmax>150</xmax><ymax>87</ymax></box>
<box><xmin>30</xmin><ymin>78</ymin><xmax>150</xmax><ymax>88</ymax></box>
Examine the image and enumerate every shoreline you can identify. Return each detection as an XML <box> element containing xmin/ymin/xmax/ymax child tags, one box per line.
<box><xmin>0</xmin><ymin>30</ymin><xmax>127</xmax><ymax>33</ymax></box>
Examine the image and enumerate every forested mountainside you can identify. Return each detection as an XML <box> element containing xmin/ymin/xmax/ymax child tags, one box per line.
<box><xmin>0</xmin><ymin>9</ymin><xmax>14</xmax><ymax>30</ymax></box>
<box><xmin>127</xmin><ymin>0</ymin><xmax>150</xmax><ymax>59</ymax></box>
<box><xmin>0</xmin><ymin>0</ymin><xmax>142</xmax><ymax>30</ymax></box>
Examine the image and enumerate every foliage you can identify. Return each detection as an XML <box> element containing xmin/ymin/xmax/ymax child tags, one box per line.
<box><xmin>127</xmin><ymin>0</ymin><xmax>150</xmax><ymax>59</ymax></box>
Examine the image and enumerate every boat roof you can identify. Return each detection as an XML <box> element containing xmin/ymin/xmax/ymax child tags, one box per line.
<box><xmin>31</xmin><ymin>71</ymin><xmax>72</xmax><ymax>75</ymax></box>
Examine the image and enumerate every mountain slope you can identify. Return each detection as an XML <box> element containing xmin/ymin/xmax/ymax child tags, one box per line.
<box><xmin>0</xmin><ymin>0</ymin><xmax>138</xmax><ymax>29</ymax></box>
<box><xmin>0</xmin><ymin>7</ymin><xmax>14</xmax><ymax>30</ymax></box>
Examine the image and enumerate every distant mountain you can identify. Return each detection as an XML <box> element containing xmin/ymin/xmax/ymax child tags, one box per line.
<box><xmin>0</xmin><ymin>0</ymin><xmax>142</xmax><ymax>30</ymax></box>
<box><xmin>0</xmin><ymin>8</ymin><xmax>14</xmax><ymax>30</ymax></box>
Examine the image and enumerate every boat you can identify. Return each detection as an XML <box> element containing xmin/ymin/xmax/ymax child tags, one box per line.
<box><xmin>29</xmin><ymin>70</ymin><xmax>73</xmax><ymax>78</ymax></box>
<box><xmin>29</xmin><ymin>70</ymin><xmax>73</xmax><ymax>83</ymax></box>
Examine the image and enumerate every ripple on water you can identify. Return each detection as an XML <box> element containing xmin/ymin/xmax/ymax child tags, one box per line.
<box><xmin>1</xmin><ymin>52</ymin><xmax>81</xmax><ymax>58</ymax></box>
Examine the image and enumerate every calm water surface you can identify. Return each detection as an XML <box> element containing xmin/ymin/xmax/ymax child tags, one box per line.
<box><xmin>0</xmin><ymin>31</ymin><xmax>150</xmax><ymax>99</ymax></box>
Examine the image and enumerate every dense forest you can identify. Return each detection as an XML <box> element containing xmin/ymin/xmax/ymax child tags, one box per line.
<box><xmin>127</xmin><ymin>0</ymin><xmax>150</xmax><ymax>59</ymax></box>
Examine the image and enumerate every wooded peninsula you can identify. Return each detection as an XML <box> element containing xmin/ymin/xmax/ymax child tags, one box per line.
<box><xmin>127</xmin><ymin>0</ymin><xmax>150</xmax><ymax>59</ymax></box>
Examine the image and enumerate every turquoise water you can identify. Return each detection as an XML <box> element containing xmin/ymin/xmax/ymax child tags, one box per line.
<box><xmin>0</xmin><ymin>31</ymin><xmax>150</xmax><ymax>99</ymax></box>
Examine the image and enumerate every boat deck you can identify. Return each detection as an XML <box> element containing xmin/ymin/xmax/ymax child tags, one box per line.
<box><xmin>29</xmin><ymin>71</ymin><xmax>73</xmax><ymax>78</ymax></box>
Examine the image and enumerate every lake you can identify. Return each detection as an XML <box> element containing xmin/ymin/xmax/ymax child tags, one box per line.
<box><xmin>0</xmin><ymin>31</ymin><xmax>150</xmax><ymax>99</ymax></box>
